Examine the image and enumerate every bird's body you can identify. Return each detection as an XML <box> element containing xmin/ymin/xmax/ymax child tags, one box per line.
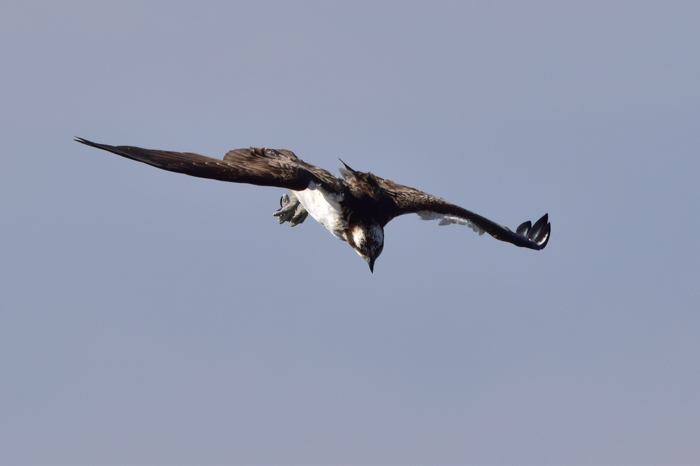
<box><xmin>292</xmin><ymin>184</ymin><xmax>347</xmax><ymax>240</ymax></box>
<box><xmin>75</xmin><ymin>137</ymin><xmax>550</xmax><ymax>272</ymax></box>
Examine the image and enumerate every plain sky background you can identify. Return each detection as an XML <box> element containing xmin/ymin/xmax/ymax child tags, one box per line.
<box><xmin>1</xmin><ymin>1</ymin><xmax>699</xmax><ymax>464</ymax></box>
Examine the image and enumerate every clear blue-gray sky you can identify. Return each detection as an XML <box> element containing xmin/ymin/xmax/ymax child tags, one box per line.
<box><xmin>1</xmin><ymin>1</ymin><xmax>699</xmax><ymax>463</ymax></box>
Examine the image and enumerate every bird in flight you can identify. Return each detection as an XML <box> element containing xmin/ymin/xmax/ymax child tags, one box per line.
<box><xmin>75</xmin><ymin>137</ymin><xmax>550</xmax><ymax>272</ymax></box>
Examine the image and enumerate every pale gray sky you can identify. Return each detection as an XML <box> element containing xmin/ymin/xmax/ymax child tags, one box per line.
<box><xmin>1</xmin><ymin>1</ymin><xmax>699</xmax><ymax>464</ymax></box>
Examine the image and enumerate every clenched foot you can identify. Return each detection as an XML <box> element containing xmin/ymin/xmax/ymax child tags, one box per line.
<box><xmin>273</xmin><ymin>194</ymin><xmax>309</xmax><ymax>227</ymax></box>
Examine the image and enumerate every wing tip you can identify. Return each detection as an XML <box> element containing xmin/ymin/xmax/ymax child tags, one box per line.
<box><xmin>531</xmin><ymin>213</ymin><xmax>550</xmax><ymax>250</ymax></box>
<box><xmin>516</xmin><ymin>213</ymin><xmax>550</xmax><ymax>250</ymax></box>
<box><xmin>74</xmin><ymin>137</ymin><xmax>143</xmax><ymax>164</ymax></box>
<box><xmin>74</xmin><ymin>136</ymin><xmax>104</xmax><ymax>150</ymax></box>
<box><xmin>535</xmin><ymin>221</ymin><xmax>551</xmax><ymax>250</ymax></box>
<box><xmin>516</xmin><ymin>220</ymin><xmax>532</xmax><ymax>237</ymax></box>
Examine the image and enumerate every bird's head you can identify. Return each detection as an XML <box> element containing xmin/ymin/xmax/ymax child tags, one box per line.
<box><xmin>348</xmin><ymin>223</ymin><xmax>384</xmax><ymax>273</ymax></box>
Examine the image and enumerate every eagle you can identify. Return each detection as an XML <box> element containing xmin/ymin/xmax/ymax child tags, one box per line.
<box><xmin>75</xmin><ymin>137</ymin><xmax>551</xmax><ymax>272</ymax></box>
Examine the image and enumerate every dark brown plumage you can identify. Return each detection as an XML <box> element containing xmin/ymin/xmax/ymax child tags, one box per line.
<box><xmin>75</xmin><ymin>137</ymin><xmax>550</xmax><ymax>271</ymax></box>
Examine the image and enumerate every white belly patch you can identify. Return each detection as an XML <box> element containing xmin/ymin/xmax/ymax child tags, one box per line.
<box><xmin>291</xmin><ymin>184</ymin><xmax>347</xmax><ymax>241</ymax></box>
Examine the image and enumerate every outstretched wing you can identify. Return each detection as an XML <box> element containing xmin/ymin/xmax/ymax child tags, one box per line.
<box><xmin>379</xmin><ymin>178</ymin><xmax>550</xmax><ymax>250</ymax></box>
<box><xmin>74</xmin><ymin>137</ymin><xmax>345</xmax><ymax>193</ymax></box>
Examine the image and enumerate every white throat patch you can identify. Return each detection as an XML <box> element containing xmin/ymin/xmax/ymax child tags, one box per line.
<box><xmin>352</xmin><ymin>226</ymin><xmax>365</xmax><ymax>247</ymax></box>
<box><xmin>352</xmin><ymin>224</ymin><xmax>383</xmax><ymax>247</ymax></box>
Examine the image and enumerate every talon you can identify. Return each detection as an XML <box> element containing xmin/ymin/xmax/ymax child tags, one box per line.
<box><xmin>273</xmin><ymin>205</ymin><xmax>295</xmax><ymax>223</ymax></box>
<box><xmin>273</xmin><ymin>194</ymin><xmax>307</xmax><ymax>225</ymax></box>
<box><xmin>290</xmin><ymin>205</ymin><xmax>309</xmax><ymax>226</ymax></box>
<box><xmin>279</xmin><ymin>194</ymin><xmax>289</xmax><ymax>209</ymax></box>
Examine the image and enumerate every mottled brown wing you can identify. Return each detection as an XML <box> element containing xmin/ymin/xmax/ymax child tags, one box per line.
<box><xmin>378</xmin><ymin>178</ymin><xmax>551</xmax><ymax>251</ymax></box>
<box><xmin>75</xmin><ymin>138</ymin><xmax>345</xmax><ymax>193</ymax></box>
<box><xmin>223</xmin><ymin>147</ymin><xmax>345</xmax><ymax>192</ymax></box>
